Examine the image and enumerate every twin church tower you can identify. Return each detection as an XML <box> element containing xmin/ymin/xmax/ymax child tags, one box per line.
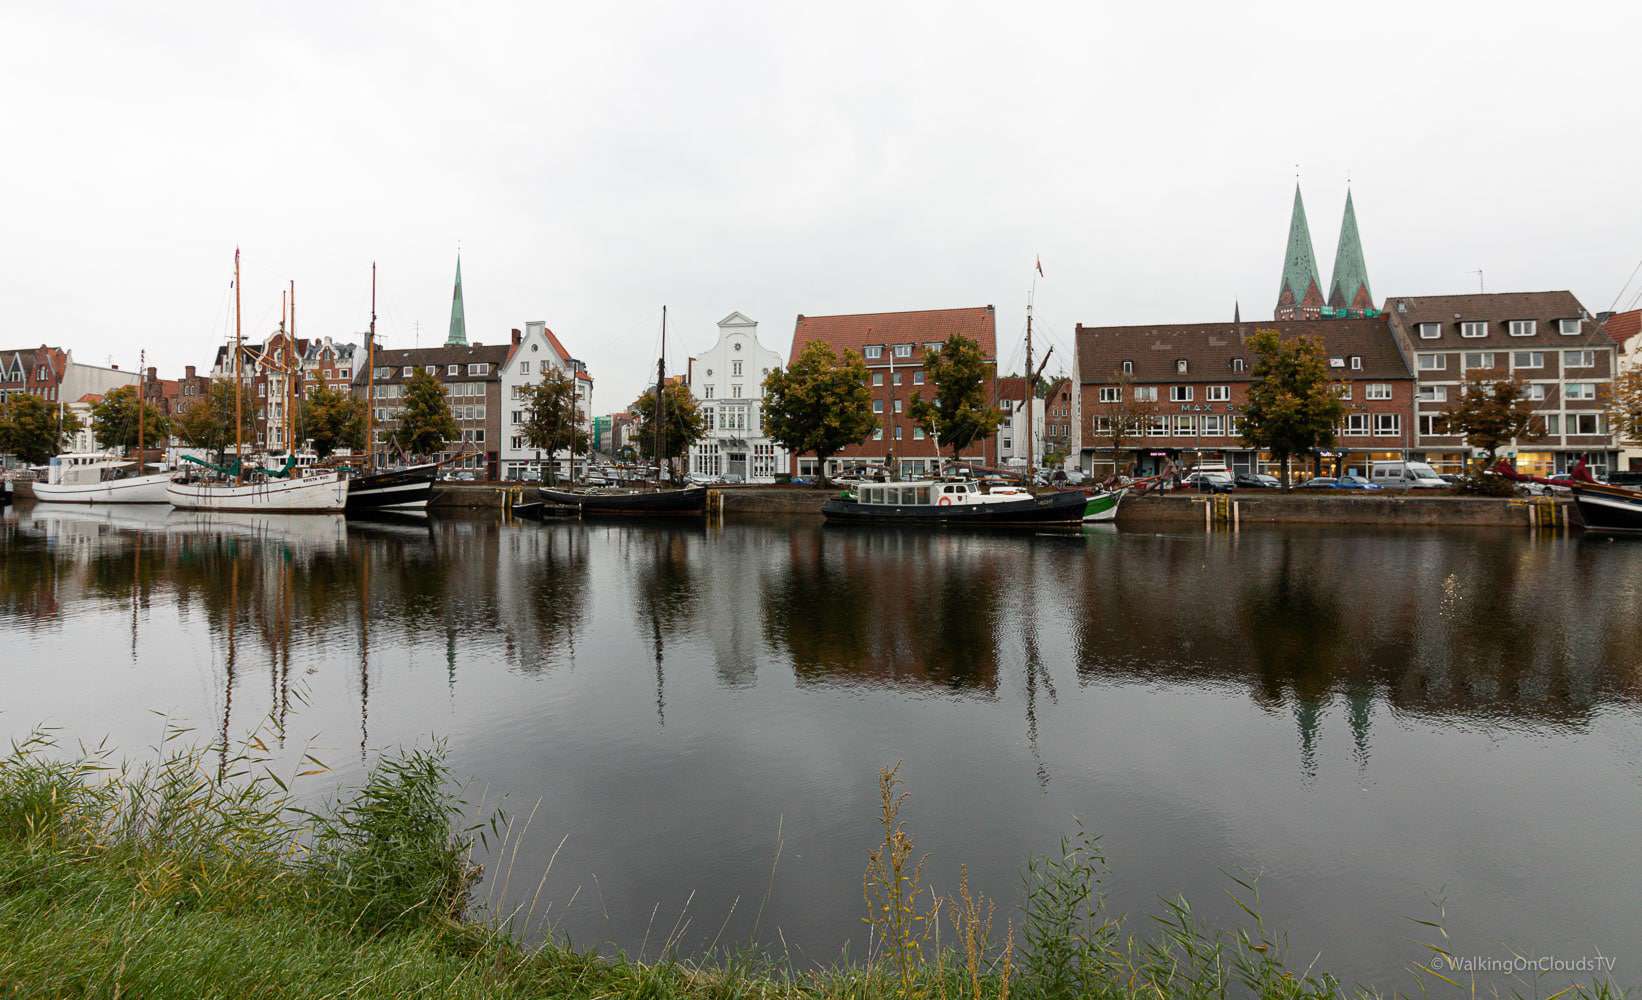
<box><xmin>1273</xmin><ymin>185</ymin><xmax>1374</xmax><ymax>321</ymax></box>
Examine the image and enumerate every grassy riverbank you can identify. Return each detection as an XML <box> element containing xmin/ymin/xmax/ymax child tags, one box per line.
<box><xmin>0</xmin><ymin>732</ymin><xmax>1620</xmax><ymax>1000</ymax></box>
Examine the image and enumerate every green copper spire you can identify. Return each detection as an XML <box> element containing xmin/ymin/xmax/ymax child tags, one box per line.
<box><xmin>1275</xmin><ymin>184</ymin><xmax>1324</xmax><ymax>320</ymax></box>
<box><xmin>1327</xmin><ymin>190</ymin><xmax>1374</xmax><ymax>314</ymax></box>
<box><xmin>445</xmin><ymin>255</ymin><xmax>467</xmax><ymax>347</ymax></box>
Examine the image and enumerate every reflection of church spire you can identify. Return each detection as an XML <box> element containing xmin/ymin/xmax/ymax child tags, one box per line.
<box><xmin>1346</xmin><ymin>683</ymin><xmax>1373</xmax><ymax>773</ymax></box>
<box><xmin>1294</xmin><ymin>696</ymin><xmax>1322</xmax><ymax>782</ymax></box>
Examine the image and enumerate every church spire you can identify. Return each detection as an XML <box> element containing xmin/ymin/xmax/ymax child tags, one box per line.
<box><xmin>1327</xmin><ymin>189</ymin><xmax>1374</xmax><ymax>315</ymax></box>
<box><xmin>1274</xmin><ymin>184</ymin><xmax>1324</xmax><ymax>320</ymax></box>
<box><xmin>445</xmin><ymin>255</ymin><xmax>468</xmax><ymax>347</ymax></box>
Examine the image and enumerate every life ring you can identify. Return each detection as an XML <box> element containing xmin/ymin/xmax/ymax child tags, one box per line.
<box><xmin>938</xmin><ymin>495</ymin><xmax>952</xmax><ymax>506</ymax></box>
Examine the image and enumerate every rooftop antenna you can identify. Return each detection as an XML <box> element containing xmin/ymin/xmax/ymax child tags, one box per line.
<box><xmin>1473</xmin><ymin>269</ymin><xmax>1485</xmax><ymax>293</ymax></box>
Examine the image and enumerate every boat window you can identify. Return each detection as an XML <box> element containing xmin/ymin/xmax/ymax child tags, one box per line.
<box><xmin>915</xmin><ymin>486</ymin><xmax>931</xmax><ymax>504</ymax></box>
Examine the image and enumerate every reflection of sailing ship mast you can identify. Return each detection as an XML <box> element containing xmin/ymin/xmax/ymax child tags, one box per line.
<box><xmin>358</xmin><ymin>542</ymin><xmax>370</xmax><ymax>758</ymax></box>
<box><xmin>219</xmin><ymin>558</ymin><xmax>240</xmax><ymax>781</ymax></box>
<box><xmin>1021</xmin><ymin>550</ymin><xmax>1056</xmax><ymax>788</ymax></box>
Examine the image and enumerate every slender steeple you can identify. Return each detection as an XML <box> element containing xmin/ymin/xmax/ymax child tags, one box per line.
<box><xmin>445</xmin><ymin>255</ymin><xmax>468</xmax><ymax>347</ymax></box>
<box><xmin>1274</xmin><ymin>184</ymin><xmax>1324</xmax><ymax>320</ymax></box>
<box><xmin>1327</xmin><ymin>189</ymin><xmax>1374</xmax><ymax>315</ymax></box>
<box><xmin>1234</xmin><ymin>300</ymin><xmax>1241</xmax><ymax>324</ymax></box>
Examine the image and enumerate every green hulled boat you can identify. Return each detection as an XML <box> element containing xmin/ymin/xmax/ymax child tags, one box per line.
<box><xmin>1081</xmin><ymin>488</ymin><xmax>1126</xmax><ymax>523</ymax></box>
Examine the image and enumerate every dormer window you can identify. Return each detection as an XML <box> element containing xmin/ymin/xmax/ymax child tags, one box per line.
<box><xmin>1508</xmin><ymin>320</ymin><xmax>1537</xmax><ymax>337</ymax></box>
<box><xmin>1559</xmin><ymin>319</ymin><xmax>1581</xmax><ymax>335</ymax></box>
<box><xmin>1418</xmin><ymin>323</ymin><xmax>1440</xmax><ymax>339</ymax></box>
<box><xmin>1122</xmin><ymin>360</ymin><xmax>1134</xmax><ymax>374</ymax></box>
<box><xmin>402</xmin><ymin>366</ymin><xmax>414</xmax><ymax>377</ymax></box>
<box><xmin>1350</xmin><ymin>356</ymin><xmax>1362</xmax><ymax>370</ymax></box>
<box><xmin>894</xmin><ymin>343</ymin><xmax>913</xmax><ymax>358</ymax></box>
<box><xmin>1231</xmin><ymin>358</ymin><xmax>1245</xmax><ymax>372</ymax></box>
<box><xmin>923</xmin><ymin>341</ymin><xmax>942</xmax><ymax>353</ymax></box>
<box><xmin>1460</xmin><ymin>321</ymin><xmax>1487</xmax><ymax>338</ymax></box>
<box><xmin>1175</xmin><ymin>359</ymin><xmax>1188</xmax><ymax>374</ymax></box>
<box><xmin>864</xmin><ymin>345</ymin><xmax>883</xmax><ymax>360</ymax></box>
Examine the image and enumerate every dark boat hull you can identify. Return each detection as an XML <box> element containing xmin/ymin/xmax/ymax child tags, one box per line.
<box><xmin>821</xmin><ymin>489</ymin><xmax>1087</xmax><ymax>525</ymax></box>
<box><xmin>1570</xmin><ymin>484</ymin><xmax>1642</xmax><ymax>533</ymax></box>
<box><xmin>536</xmin><ymin>485</ymin><xmax>707</xmax><ymax>516</ymax></box>
<box><xmin>346</xmin><ymin>464</ymin><xmax>436</xmax><ymax>512</ymax></box>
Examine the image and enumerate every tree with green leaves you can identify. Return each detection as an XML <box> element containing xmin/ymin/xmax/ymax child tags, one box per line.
<box><xmin>395</xmin><ymin>369</ymin><xmax>460</xmax><ymax>459</ymax></box>
<box><xmin>175</xmin><ymin>380</ymin><xmax>256</xmax><ymax>459</ymax></box>
<box><xmin>300</xmin><ymin>383</ymin><xmax>367</xmax><ymax>460</ymax></box>
<box><xmin>762</xmin><ymin>342</ymin><xmax>878</xmax><ymax>486</ymax></box>
<box><xmin>0</xmin><ymin>393</ymin><xmax>83</xmax><ymax>465</ymax></box>
<box><xmin>89</xmin><ymin>385</ymin><xmax>171</xmax><ymax>454</ymax></box>
<box><xmin>1441</xmin><ymin>371</ymin><xmax>1539</xmax><ymax>466</ymax></box>
<box><xmin>630</xmin><ymin>381</ymin><xmax>703</xmax><ymax>482</ymax></box>
<box><xmin>1607</xmin><ymin>368</ymin><xmax>1642</xmax><ymax>447</ymax></box>
<box><xmin>519</xmin><ymin>368</ymin><xmax>588</xmax><ymax>485</ymax></box>
<box><xmin>1086</xmin><ymin>367</ymin><xmax>1158</xmax><ymax>480</ymax></box>
<box><xmin>1239</xmin><ymin>329</ymin><xmax>1345</xmax><ymax>489</ymax></box>
<box><xmin>908</xmin><ymin>334</ymin><xmax>1003</xmax><ymax>467</ymax></box>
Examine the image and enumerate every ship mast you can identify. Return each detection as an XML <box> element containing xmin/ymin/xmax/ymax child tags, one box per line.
<box><xmin>137</xmin><ymin>348</ymin><xmax>145</xmax><ymax>464</ymax></box>
<box><xmin>234</xmin><ymin>248</ymin><xmax>244</xmax><ymax>485</ymax></box>
<box><xmin>366</xmin><ymin>263</ymin><xmax>376</xmax><ymax>472</ymax></box>
<box><xmin>655</xmin><ymin>306</ymin><xmax>666</xmax><ymax>486</ymax></box>
<box><xmin>289</xmin><ymin>279</ymin><xmax>297</xmax><ymax>460</ymax></box>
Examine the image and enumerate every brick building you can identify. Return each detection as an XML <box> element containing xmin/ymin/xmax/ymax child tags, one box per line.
<box><xmin>355</xmin><ymin>343</ymin><xmax>509</xmax><ymax>477</ymax></box>
<box><xmin>1043</xmin><ymin>377</ymin><xmax>1074</xmax><ymax>463</ymax></box>
<box><xmin>1073</xmin><ymin>316</ymin><xmax>1415</xmax><ymax>480</ymax></box>
<box><xmin>787</xmin><ymin>306</ymin><xmax>999</xmax><ymax>478</ymax></box>
<box><xmin>1384</xmin><ymin>291</ymin><xmax>1615</xmax><ymax>476</ymax></box>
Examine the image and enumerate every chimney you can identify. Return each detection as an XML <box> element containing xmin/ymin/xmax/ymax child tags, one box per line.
<box><xmin>147</xmin><ymin>366</ymin><xmax>157</xmax><ymax>380</ymax></box>
<box><xmin>511</xmin><ymin>327</ymin><xmax>522</xmax><ymax>347</ymax></box>
<box><xmin>111</xmin><ymin>364</ymin><xmax>119</xmax><ymax>370</ymax></box>
<box><xmin>185</xmin><ymin>365</ymin><xmax>196</xmax><ymax>379</ymax></box>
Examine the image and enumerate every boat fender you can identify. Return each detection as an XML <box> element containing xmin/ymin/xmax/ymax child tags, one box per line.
<box><xmin>938</xmin><ymin>495</ymin><xmax>952</xmax><ymax>506</ymax></box>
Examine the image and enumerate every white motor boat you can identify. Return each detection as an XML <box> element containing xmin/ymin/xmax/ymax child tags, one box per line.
<box><xmin>31</xmin><ymin>453</ymin><xmax>174</xmax><ymax>504</ymax></box>
<box><xmin>166</xmin><ymin>470</ymin><xmax>348</xmax><ymax>513</ymax></box>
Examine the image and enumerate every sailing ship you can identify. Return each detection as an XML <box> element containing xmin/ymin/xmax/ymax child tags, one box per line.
<box><xmin>822</xmin><ymin>478</ymin><xmax>1087</xmax><ymax>525</ymax></box>
<box><xmin>1493</xmin><ymin>458</ymin><xmax>1642</xmax><ymax>532</ymax></box>
<box><xmin>1080</xmin><ymin>486</ymin><xmax>1126</xmax><ymax>523</ymax></box>
<box><xmin>165</xmin><ymin>249</ymin><xmax>348</xmax><ymax>514</ymax></box>
<box><xmin>346</xmin><ymin>263</ymin><xmax>436</xmax><ymax>512</ymax></box>
<box><xmin>529</xmin><ymin>306</ymin><xmax>707</xmax><ymax>518</ymax></box>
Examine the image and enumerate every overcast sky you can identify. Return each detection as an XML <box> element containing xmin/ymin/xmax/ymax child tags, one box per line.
<box><xmin>5</xmin><ymin>2</ymin><xmax>1640</xmax><ymax>408</ymax></box>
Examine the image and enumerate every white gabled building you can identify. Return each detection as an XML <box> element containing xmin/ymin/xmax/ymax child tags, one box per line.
<box><xmin>500</xmin><ymin>320</ymin><xmax>594</xmax><ymax>481</ymax></box>
<box><xmin>684</xmin><ymin>312</ymin><xmax>788</xmax><ymax>482</ymax></box>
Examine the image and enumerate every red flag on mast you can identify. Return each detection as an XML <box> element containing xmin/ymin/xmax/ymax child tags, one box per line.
<box><xmin>1035</xmin><ymin>255</ymin><xmax>1045</xmax><ymax>278</ymax></box>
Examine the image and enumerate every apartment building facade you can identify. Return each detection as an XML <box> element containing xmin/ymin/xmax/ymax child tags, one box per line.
<box><xmin>1073</xmin><ymin>316</ymin><xmax>1415</xmax><ymax>479</ymax></box>
<box><xmin>356</xmin><ymin>343</ymin><xmax>508</xmax><ymax>476</ymax></box>
<box><xmin>684</xmin><ymin>311</ymin><xmax>788</xmax><ymax>481</ymax></box>
<box><xmin>1384</xmin><ymin>291</ymin><xmax>1615</xmax><ymax>476</ymax></box>
<box><xmin>499</xmin><ymin>321</ymin><xmax>594</xmax><ymax>481</ymax></box>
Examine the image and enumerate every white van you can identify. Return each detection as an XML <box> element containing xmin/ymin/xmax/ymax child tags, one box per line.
<box><xmin>1370</xmin><ymin>460</ymin><xmax>1447</xmax><ymax>489</ymax></box>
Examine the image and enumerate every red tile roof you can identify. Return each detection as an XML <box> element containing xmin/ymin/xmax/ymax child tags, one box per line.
<box><xmin>543</xmin><ymin>327</ymin><xmax>572</xmax><ymax>363</ymax></box>
<box><xmin>789</xmin><ymin>306</ymin><xmax>997</xmax><ymax>365</ymax></box>
<box><xmin>995</xmin><ymin>375</ymin><xmax>1030</xmax><ymax>402</ymax></box>
<box><xmin>1602</xmin><ymin>308</ymin><xmax>1642</xmax><ymax>349</ymax></box>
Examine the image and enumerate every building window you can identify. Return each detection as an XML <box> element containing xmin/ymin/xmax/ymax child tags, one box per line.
<box><xmin>1417</xmin><ymin>385</ymin><xmax>1447</xmax><ymax>402</ymax></box>
<box><xmin>1508</xmin><ymin>320</ymin><xmax>1537</xmax><ymax>337</ymax></box>
<box><xmin>468</xmin><ymin>364</ymin><xmax>490</xmax><ymax>375</ymax></box>
<box><xmin>338</xmin><ymin>368</ymin><xmax>350</xmax><ymax>379</ymax></box>
<box><xmin>1463</xmin><ymin>352</ymin><xmax>1495</xmax><ymax>368</ymax></box>
<box><xmin>447</xmin><ymin>364</ymin><xmax>460</xmax><ymax>376</ymax></box>
<box><xmin>1099</xmin><ymin>387</ymin><xmax>1122</xmax><ymax>403</ymax></box>
<box><xmin>402</xmin><ymin>366</ymin><xmax>414</xmax><ymax>377</ymax></box>
<box><xmin>891</xmin><ymin>372</ymin><xmax>902</xmax><ymax>386</ymax></box>
<box><xmin>1543</xmin><ymin>414</ymin><xmax>1561</xmax><ymax>435</ymax></box>
<box><xmin>1417</xmin><ymin>354</ymin><xmax>1446</xmax><ymax>371</ymax></box>
<box><xmin>1513</xmin><ymin>351</ymin><xmax>1544</xmax><ymax>369</ymax></box>
<box><xmin>1146</xmin><ymin>416</ymin><xmax>1169</xmax><ymax>436</ymax></box>
<box><xmin>872</xmin><ymin>372</ymin><xmax>884</xmax><ymax>386</ymax></box>
<box><xmin>1373</xmin><ymin>413</ymin><xmax>1401</xmax><ymax>436</ymax></box>
<box><xmin>913</xmin><ymin>427</ymin><xmax>925</xmax><ymax>439</ymax></box>
<box><xmin>923</xmin><ymin>342</ymin><xmax>942</xmax><ymax>353</ymax></box>
<box><xmin>873</xmin><ymin>400</ymin><xmax>884</xmax><ymax>413</ymax></box>
<box><xmin>1122</xmin><ymin>360</ymin><xmax>1134</xmax><ymax>374</ymax></box>
<box><xmin>520</xmin><ymin>361</ymin><xmax>530</xmax><ymax>374</ymax></box>
<box><xmin>731</xmin><ymin>361</ymin><xmax>743</xmax><ymax>377</ymax></box>
<box><xmin>1350</xmin><ymin>356</ymin><xmax>1362</xmax><ymax>370</ymax></box>
<box><xmin>511</xmin><ymin>410</ymin><xmax>522</xmax><ymax>424</ymax></box>
<box><xmin>1133</xmin><ymin>386</ymin><xmax>1157</xmax><ymax>402</ymax></box>
<box><xmin>894</xmin><ymin>425</ymin><xmax>903</xmax><ymax>439</ymax></box>
<box><xmin>1566</xmin><ymin>350</ymin><xmax>1595</xmax><ymax>368</ymax></box>
<box><xmin>425</xmin><ymin>365</ymin><xmax>438</xmax><ymax>376</ymax></box>
<box><xmin>864</xmin><ymin>346</ymin><xmax>883</xmax><ymax>360</ymax></box>
<box><xmin>873</xmin><ymin>428</ymin><xmax>884</xmax><ymax>440</ymax></box>
<box><xmin>1419</xmin><ymin>323</ymin><xmax>1441</xmax><ymax>339</ymax></box>
<box><xmin>1460</xmin><ymin>322</ymin><xmax>1488</xmax><ymax>338</ymax></box>
<box><xmin>1336</xmin><ymin>384</ymin><xmax>1353</xmax><ymax>400</ymax></box>
<box><xmin>731</xmin><ymin>384</ymin><xmax>742</xmax><ymax>398</ymax></box>
<box><xmin>1570</xmin><ymin>413</ymin><xmax>1603</xmax><ymax>435</ymax></box>
<box><xmin>1344</xmin><ymin>413</ymin><xmax>1370</xmax><ymax>435</ymax></box>
<box><xmin>1202</xmin><ymin>414</ymin><xmax>1225</xmax><ymax>436</ymax></box>
<box><xmin>1175</xmin><ymin>359</ymin><xmax>1188</xmax><ymax>374</ymax></box>
<box><xmin>894</xmin><ymin>344</ymin><xmax>912</xmax><ymax>358</ymax></box>
<box><xmin>1524</xmin><ymin>384</ymin><xmax>1547</xmax><ymax>400</ymax></box>
<box><xmin>1565</xmin><ymin>382</ymin><xmax>1597</xmax><ymax>400</ymax></box>
<box><xmin>1173</xmin><ymin>415</ymin><xmax>1196</xmax><ymax>435</ymax></box>
<box><xmin>913</xmin><ymin>372</ymin><xmax>924</xmax><ymax>385</ymax></box>
<box><xmin>1366</xmin><ymin>383</ymin><xmax>1392</xmax><ymax>400</ymax></box>
<box><xmin>1418</xmin><ymin>414</ymin><xmax>1453</xmax><ymax>436</ymax></box>
<box><xmin>1170</xmin><ymin>385</ymin><xmax>1192</xmax><ymax>402</ymax></box>
<box><xmin>893</xmin><ymin>399</ymin><xmax>903</xmax><ymax>413</ymax></box>
<box><xmin>1205</xmin><ymin>385</ymin><xmax>1231</xmax><ymax>402</ymax></box>
<box><xmin>704</xmin><ymin>385</ymin><xmax>714</xmax><ymax>399</ymax></box>
<box><xmin>1559</xmin><ymin>318</ymin><xmax>1581</xmax><ymax>335</ymax></box>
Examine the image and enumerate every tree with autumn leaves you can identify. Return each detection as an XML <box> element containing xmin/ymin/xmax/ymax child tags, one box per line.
<box><xmin>762</xmin><ymin>341</ymin><xmax>878</xmax><ymax>486</ymax></box>
<box><xmin>1238</xmin><ymin>329</ymin><xmax>1345</xmax><ymax>489</ymax></box>
<box><xmin>908</xmin><ymin>334</ymin><xmax>1002</xmax><ymax>467</ymax></box>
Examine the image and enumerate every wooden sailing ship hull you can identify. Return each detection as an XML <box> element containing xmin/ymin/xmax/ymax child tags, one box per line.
<box><xmin>32</xmin><ymin>472</ymin><xmax>175</xmax><ymax>505</ymax></box>
<box><xmin>1080</xmin><ymin>488</ymin><xmax>1126</xmax><ymax>523</ymax></box>
<box><xmin>821</xmin><ymin>489</ymin><xmax>1088</xmax><ymax>525</ymax></box>
<box><xmin>1569</xmin><ymin>483</ymin><xmax>1642</xmax><ymax>533</ymax></box>
<box><xmin>345</xmin><ymin>464</ymin><xmax>436</xmax><ymax>512</ymax></box>
<box><xmin>166</xmin><ymin>471</ymin><xmax>348</xmax><ymax>513</ymax></box>
<box><xmin>536</xmin><ymin>484</ymin><xmax>707</xmax><ymax>516</ymax></box>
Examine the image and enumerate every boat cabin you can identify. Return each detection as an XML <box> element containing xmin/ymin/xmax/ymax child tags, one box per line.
<box><xmin>46</xmin><ymin>453</ymin><xmax>135</xmax><ymax>486</ymax></box>
<box><xmin>853</xmin><ymin>480</ymin><xmax>987</xmax><ymax>506</ymax></box>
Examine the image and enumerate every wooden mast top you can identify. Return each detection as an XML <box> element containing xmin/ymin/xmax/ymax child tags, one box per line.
<box><xmin>136</xmin><ymin>348</ymin><xmax>145</xmax><ymax>464</ymax></box>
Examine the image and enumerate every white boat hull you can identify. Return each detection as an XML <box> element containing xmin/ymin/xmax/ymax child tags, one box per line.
<box><xmin>166</xmin><ymin>472</ymin><xmax>348</xmax><ymax>513</ymax></box>
<box><xmin>32</xmin><ymin>472</ymin><xmax>175</xmax><ymax>504</ymax></box>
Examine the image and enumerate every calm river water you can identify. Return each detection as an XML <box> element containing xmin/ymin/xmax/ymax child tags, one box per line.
<box><xmin>3</xmin><ymin>504</ymin><xmax>1639</xmax><ymax>988</ymax></box>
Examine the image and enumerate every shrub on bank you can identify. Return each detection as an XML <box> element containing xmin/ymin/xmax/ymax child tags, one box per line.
<box><xmin>0</xmin><ymin>732</ymin><xmax>1625</xmax><ymax>999</ymax></box>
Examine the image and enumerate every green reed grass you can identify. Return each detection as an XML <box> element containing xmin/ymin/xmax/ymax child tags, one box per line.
<box><xmin>0</xmin><ymin>732</ymin><xmax>1626</xmax><ymax>1000</ymax></box>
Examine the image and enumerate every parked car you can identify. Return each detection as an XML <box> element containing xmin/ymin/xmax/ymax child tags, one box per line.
<box><xmin>687</xmin><ymin>473</ymin><xmax>724</xmax><ymax>486</ymax></box>
<box><xmin>789</xmin><ymin>475</ymin><xmax>816</xmax><ymax>486</ymax></box>
<box><xmin>722</xmin><ymin>473</ymin><xmax>746</xmax><ymax>485</ymax></box>
<box><xmin>1369</xmin><ymin>460</ymin><xmax>1447</xmax><ymax>489</ymax></box>
<box><xmin>1331</xmin><ymin>474</ymin><xmax>1382</xmax><ymax>490</ymax></box>
<box><xmin>1182</xmin><ymin>471</ymin><xmax>1236</xmax><ymax>493</ymax></box>
<box><xmin>1234</xmin><ymin>472</ymin><xmax>1279</xmax><ymax>489</ymax></box>
<box><xmin>1297</xmin><ymin>477</ymin><xmax>1336</xmax><ymax>489</ymax></box>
